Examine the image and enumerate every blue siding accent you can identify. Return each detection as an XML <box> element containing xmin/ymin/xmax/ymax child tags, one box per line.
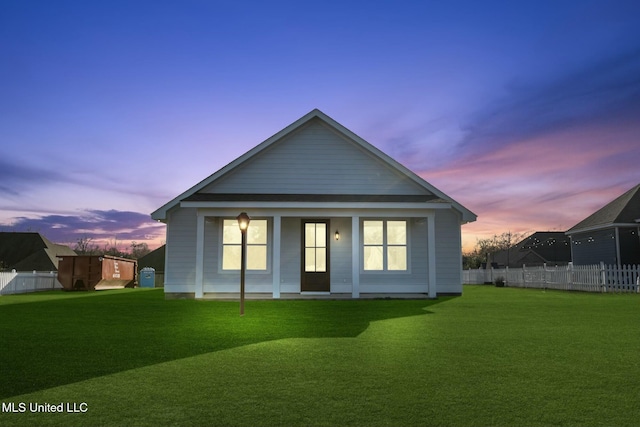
<box><xmin>571</xmin><ymin>229</ymin><xmax>617</xmax><ymax>265</ymax></box>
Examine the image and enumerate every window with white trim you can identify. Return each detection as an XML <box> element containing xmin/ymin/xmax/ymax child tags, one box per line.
<box><xmin>363</xmin><ymin>220</ymin><xmax>407</xmax><ymax>271</ymax></box>
<box><xmin>222</xmin><ymin>219</ymin><xmax>268</xmax><ymax>271</ymax></box>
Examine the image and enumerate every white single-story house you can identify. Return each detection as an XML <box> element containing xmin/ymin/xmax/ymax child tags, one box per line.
<box><xmin>151</xmin><ymin>109</ymin><xmax>476</xmax><ymax>298</ymax></box>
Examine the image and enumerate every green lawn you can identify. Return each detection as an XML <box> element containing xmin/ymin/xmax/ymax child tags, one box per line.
<box><xmin>1</xmin><ymin>286</ymin><xmax>639</xmax><ymax>426</ymax></box>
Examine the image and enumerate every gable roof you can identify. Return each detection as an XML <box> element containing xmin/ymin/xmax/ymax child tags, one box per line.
<box><xmin>490</xmin><ymin>231</ymin><xmax>572</xmax><ymax>267</ymax></box>
<box><xmin>567</xmin><ymin>183</ymin><xmax>640</xmax><ymax>234</ymax></box>
<box><xmin>137</xmin><ymin>244</ymin><xmax>165</xmax><ymax>272</ymax></box>
<box><xmin>152</xmin><ymin>109</ymin><xmax>476</xmax><ymax>223</ymax></box>
<box><xmin>0</xmin><ymin>232</ymin><xmax>76</xmax><ymax>271</ymax></box>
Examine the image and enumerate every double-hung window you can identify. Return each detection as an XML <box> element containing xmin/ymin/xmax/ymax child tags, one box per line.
<box><xmin>363</xmin><ymin>220</ymin><xmax>407</xmax><ymax>271</ymax></box>
<box><xmin>222</xmin><ymin>219</ymin><xmax>268</xmax><ymax>271</ymax></box>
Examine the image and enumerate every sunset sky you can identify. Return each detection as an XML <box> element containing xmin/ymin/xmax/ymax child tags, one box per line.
<box><xmin>1</xmin><ymin>0</ymin><xmax>639</xmax><ymax>252</ymax></box>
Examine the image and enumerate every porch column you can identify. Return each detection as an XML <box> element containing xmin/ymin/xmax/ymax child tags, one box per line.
<box><xmin>427</xmin><ymin>212</ymin><xmax>436</xmax><ymax>298</ymax></box>
<box><xmin>352</xmin><ymin>216</ymin><xmax>360</xmax><ymax>298</ymax></box>
<box><xmin>195</xmin><ymin>211</ymin><xmax>205</xmax><ymax>299</ymax></box>
<box><xmin>614</xmin><ymin>227</ymin><xmax>621</xmax><ymax>265</ymax></box>
<box><xmin>272</xmin><ymin>215</ymin><xmax>281</xmax><ymax>298</ymax></box>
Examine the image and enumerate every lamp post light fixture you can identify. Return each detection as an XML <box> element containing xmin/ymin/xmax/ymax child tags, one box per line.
<box><xmin>236</xmin><ymin>212</ymin><xmax>251</xmax><ymax>316</ymax></box>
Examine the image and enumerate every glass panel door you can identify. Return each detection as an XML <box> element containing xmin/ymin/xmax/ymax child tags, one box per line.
<box><xmin>304</xmin><ymin>223</ymin><xmax>327</xmax><ymax>272</ymax></box>
<box><xmin>301</xmin><ymin>220</ymin><xmax>330</xmax><ymax>292</ymax></box>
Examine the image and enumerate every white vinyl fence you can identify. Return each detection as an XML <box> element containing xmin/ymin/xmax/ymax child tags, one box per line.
<box><xmin>0</xmin><ymin>271</ymin><xmax>62</xmax><ymax>295</ymax></box>
<box><xmin>464</xmin><ymin>263</ymin><xmax>640</xmax><ymax>293</ymax></box>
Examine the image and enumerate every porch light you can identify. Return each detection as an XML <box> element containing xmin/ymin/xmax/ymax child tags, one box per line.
<box><xmin>237</xmin><ymin>212</ymin><xmax>250</xmax><ymax>232</ymax></box>
<box><xmin>335</xmin><ymin>230</ymin><xmax>340</xmax><ymax>240</ymax></box>
<box><xmin>236</xmin><ymin>212</ymin><xmax>251</xmax><ymax>316</ymax></box>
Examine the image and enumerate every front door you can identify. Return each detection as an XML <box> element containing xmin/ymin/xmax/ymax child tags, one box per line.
<box><xmin>301</xmin><ymin>220</ymin><xmax>330</xmax><ymax>292</ymax></box>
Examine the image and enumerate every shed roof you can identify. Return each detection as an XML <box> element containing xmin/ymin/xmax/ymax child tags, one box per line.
<box><xmin>137</xmin><ymin>244</ymin><xmax>165</xmax><ymax>272</ymax></box>
<box><xmin>152</xmin><ymin>109</ymin><xmax>476</xmax><ymax>223</ymax></box>
<box><xmin>0</xmin><ymin>232</ymin><xmax>76</xmax><ymax>271</ymax></box>
<box><xmin>567</xmin><ymin>183</ymin><xmax>640</xmax><ymax>234</ymax></box>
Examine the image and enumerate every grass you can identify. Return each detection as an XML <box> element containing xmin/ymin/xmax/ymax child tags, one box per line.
<box><xmin>0</xmin><ymin>286</ymin><xmax>639</xmax><ymax>426</ymax></box>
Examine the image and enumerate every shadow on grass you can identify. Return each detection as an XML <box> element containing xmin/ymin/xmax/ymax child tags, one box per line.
<box><xmin>0</xmin><ymin>289</ymin><xmax>453</xmax><ymax>398</ymax></box>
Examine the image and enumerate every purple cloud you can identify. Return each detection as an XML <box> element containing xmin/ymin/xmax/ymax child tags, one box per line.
<box><xmin>2</xmin><ymin>209</ymin><xmax>165</xmax><ymax>249</ymax></box>
<box><xmin>0</xmin><ymin>159</ymin><xmax>71</xmax><ymax>196</ymax></box>
<box><xmin>459</xmin><ymin>47</ymin><xmax>640</xmax><ymax>155</ymax></box>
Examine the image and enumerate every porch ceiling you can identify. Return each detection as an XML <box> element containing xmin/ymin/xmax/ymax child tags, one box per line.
<box><xmin>183</xmin><ymin>193</ymin><xmax>445</xmax><ymax>203</ymax></box>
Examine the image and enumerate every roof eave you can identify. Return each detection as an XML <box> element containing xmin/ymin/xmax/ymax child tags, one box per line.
<box><xmin>315</xmin><ymin>111</ymin><xmax>477</xmax><ymax>222</ymax></box>
<box><xmin>179</xmin><ymin>200</ymin><xmax>454</xmax><ymax>211</ymax></box>
<box><xmin>565</xmin><ymin>222</ymin><xmax>640</xmax><ymax>235</ymax></box>
<box><xmin>151</xmin><ymin>110</ymin><xmax>327</xmax><ymax>221</ymax></box>
<box><xmin>151</xmin><ymin>109</ymin><xmax>478</xmax><ymax>222</ymax></box>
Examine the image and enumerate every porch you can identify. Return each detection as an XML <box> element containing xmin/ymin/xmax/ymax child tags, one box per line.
<box><xmin>189</xmin><ymin>207</ymin><xmax>440</xmax><ymax>299</ymax></box>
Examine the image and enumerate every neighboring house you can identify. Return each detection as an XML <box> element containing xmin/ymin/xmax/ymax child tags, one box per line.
<box><xmin>488</xmin><ymin>232</ymin><xmax>572</xmax><ymax>268</ymax></box>
<box><xmin>0</xmin><ymin>232</ymin><xmax>76</xmax><ymax>271</ymax></box>
<box><xmin>566</xmin><ymin>183</ymin><xmax>640</xmax><ymax>265</ymax></box>
<box><xmin>137</xmin><ymin>244</ymin><xmax>165</xmax><ymax>272</ymax></box>
<box><xmin>151</xmin><ymin>109</ymin><xmax>477</xmax><ymax>298</ymax></box>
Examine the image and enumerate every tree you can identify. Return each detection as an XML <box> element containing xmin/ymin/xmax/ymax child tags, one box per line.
<box><xmin>74</xmin><ymin>236</ymin><xmax>100</xmax><ymax>255</ymax></box>
<box><xmin>102</xmin><ymin>238</ymin><xmax>127</xmax><ymax>258</ymax></box>
<box><xmin>463</xmin><ymin>231</ymin><xmax>525</xmax><ymax>269</ymax></box>
<box><xmin>130</xmin><ymin>242</ymin><xmax>150</xmax><ymax>259</ymax></box>
<box><xmin>103</xmin><ymin>246</ymin><xmax>122</xmax><ymax>257</ymax></box>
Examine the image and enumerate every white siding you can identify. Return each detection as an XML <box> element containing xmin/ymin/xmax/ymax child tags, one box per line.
<box><xmin>435</xmin><ymin>209</ymin><xmax>463</xmax><ymax>294</ymax></box>
<box><xmin>280</xmin><ymin>217</ymin><xmax>301</xmax><ymax>293</ymax></box>
<box><xmin>202</xmin><ymin>217</ymin><xmax>273</xmax><ymax>293</ymax></box>
<box><xmin>277</xmin><ymin>217</ymin><xmax>353</xmax><ymax>294</ymax></box>
<box><xmin>330</xmin><ymin>217</ymin><xmax>352</xmax><ymax>293</ymax></box>
<box><xmin>359</xmin><ymin>218</ymin><xmax>429</xmax><ymax>293</ymax></box>
<box><xmin>165</xmin><ymin>207</ymin><xmax>197</xmax><ymax>294</ymax></box>
<box><xmin>201</xmin><ymin>118</ymin><xmax>430</xmax><ymax>196</ymax></box>
<box><xmin>165</xmin><ymin>210</ymin><xmax>464</xmax><ymax>297</ymax></box>
<box><xmin>202</xmin><ymin>217</ymin><xmax>218</xmax><ymax>287</ymax></box>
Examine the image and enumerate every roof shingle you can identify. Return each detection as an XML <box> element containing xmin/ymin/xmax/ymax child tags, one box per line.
<box><xmin>567</xmin><ymin>184</ymin><xmax>640</xmax><ymax>233</ymax></box>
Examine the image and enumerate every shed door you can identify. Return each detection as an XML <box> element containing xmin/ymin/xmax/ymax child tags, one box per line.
<box><xmin>301</xmin><ymin>220</ymin><xmax>330</xmax><ymax>292</ymax></box>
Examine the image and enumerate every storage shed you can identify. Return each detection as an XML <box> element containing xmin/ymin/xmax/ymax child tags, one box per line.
<box><xmin>57</xmin><ymin>255</ymin><xmax>137</xmax><ymax>290</ymax></box>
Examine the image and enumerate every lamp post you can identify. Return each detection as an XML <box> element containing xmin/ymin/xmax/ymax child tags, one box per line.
<box><xmin>236</xmin><ymin>212</ymin><xmax>250</xmax><ymax>316</ymax></box>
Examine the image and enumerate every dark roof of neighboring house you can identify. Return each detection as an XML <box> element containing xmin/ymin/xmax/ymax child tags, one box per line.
<box><xmin>137</xmin><ymin>244</ymin><xmax>165</xmax><ymax>272</ymax></box>
<box><xmin>567</xmin><ymin>183</ymin><xmax>640</xmax><ymax>234</ymax></box>
<box><xmin>515</xmin><ymin>232</ymin><xmax>572</xmax><ymax>263</ymax></box>
<box><xmin>490</xmin><ymin>232</ymin><xmax>572</xmax><ymax>267</ymax></box>
<box><xmin>0</xmin><ymin>232</ymin><xmax>77</xmax><ymax>271</ymax></box>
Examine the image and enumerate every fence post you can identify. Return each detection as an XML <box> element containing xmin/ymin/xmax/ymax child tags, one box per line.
<box><xmin>505</xmin><ymin>266</ymin><xmax>509</xmax><ymax>286</ymax></box>
<box><xmin>600</xmin><ymin>262</ymin><xmax>606</xmax><ymax>293</ymax></box>
<box><xmin>522</xmin><ymin>264</ymin><xmax>526</xmax><ymax>288</ymax></box>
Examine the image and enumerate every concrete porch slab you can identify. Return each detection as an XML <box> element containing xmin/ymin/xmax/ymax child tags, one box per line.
<box><xmin>201</xmin><ymin>292</ymin><xmax>431</xmax><ymax>300</ymax></box>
